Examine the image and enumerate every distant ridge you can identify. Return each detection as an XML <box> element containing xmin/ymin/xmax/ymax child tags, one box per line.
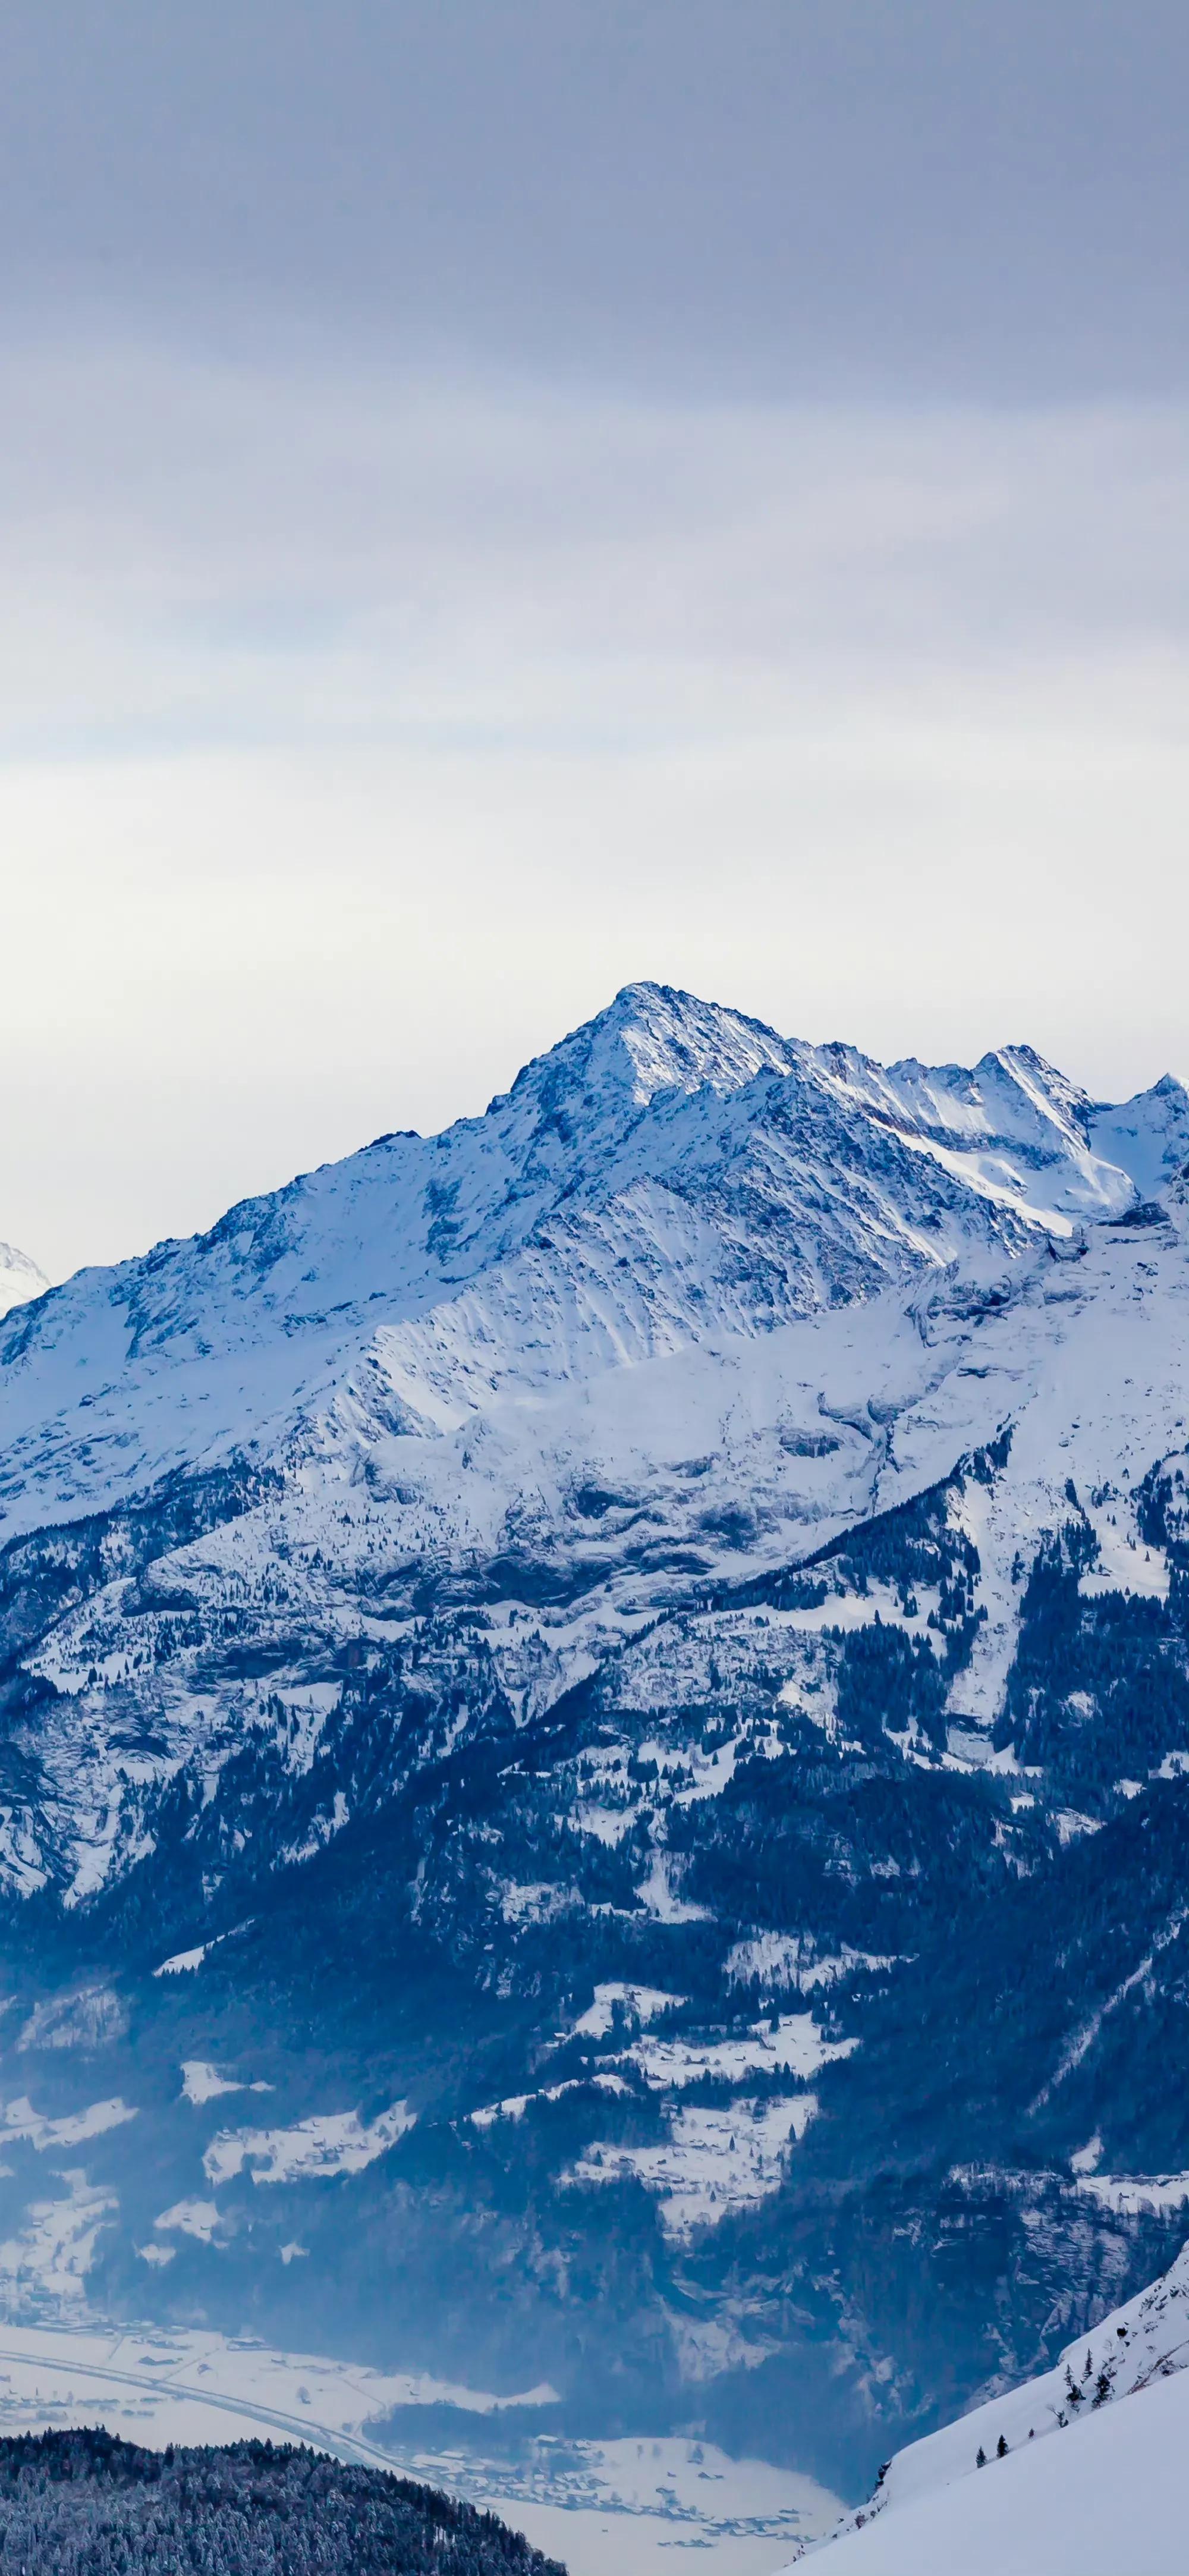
<box><xmin>0</xmin><ymin>1236</ymin><xmax>48</xmax><ymax>1320</ymax></box>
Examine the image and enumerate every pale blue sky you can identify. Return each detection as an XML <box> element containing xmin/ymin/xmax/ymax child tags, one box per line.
<box><xmin>2</xmin><ymin>3</ymin><xmax>1187</xmax><ymax>1276</ymax></box>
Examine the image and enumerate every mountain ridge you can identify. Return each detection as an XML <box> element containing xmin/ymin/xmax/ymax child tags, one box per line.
<box><xmin>1</xmin><ymin>983</ymin><xmax>1189</xmax><ymax>2501</ymax></box>
<box><xmin>0</xmin><ymin>1241</ymin><xmax>49</xmax><ymax>1324</ymax></box>
<box><xmin>4</xmin><ymin>984</ymin><xmax>1184</xmax><ymax>1551</ymax></box>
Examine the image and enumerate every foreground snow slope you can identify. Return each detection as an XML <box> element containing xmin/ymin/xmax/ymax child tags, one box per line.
<box><xmin>811</xmin><ymin>2238</ymin><xmax>1189</xmax><ymax>2571</ymax></box>
<box><xmin>806</xmin><ymin>2364</ymin><xmax>1189</xmax><ymax>2574</ymax></box>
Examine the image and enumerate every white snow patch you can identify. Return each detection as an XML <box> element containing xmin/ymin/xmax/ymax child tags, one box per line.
<box><xmin>574</xmin><ymin>1806</ymin><xmax>637</xmax><ymax>1846</ymax></box>
<box><xmin>182</xmin><ymin>2063</ymin><xmax>244</xmax><ymax>2106</ymax></box>
<box><xmin>1075</xmin><ymin>2171</ymin><xmax>1189</xmax><ymax>2216</ymax></box>
<box><xmin>278</xmin><ymin>1790</ymin><xmax>350</xmax><ymax>1868</ymax></box>
<box><xmin>1053</xmin><ymin>1809</ymin><xmax>1103</xmax><ymax>1845</ymax></box>
<box><xmin>155</xmin><ymin>2198</ymin><xmax>221</xmax><ymax>2242</ymax></box>
<box><xmin>0</xmin><ymin>2096</ymin><xmax>136</xmax><ymax>2151</ymax></box>
<box><xmin>470</xmin><ymin>2074</ymin><xmax>631</xmax><ymax>2129</ymax></box>
<box><xmin>0</xmin><ymin>2173</ymin><xmax>115</xmax><ymax>2313</ymax></box>
<box><xmin>499</xmin><ymin>1882</ymin><xmax>578</xmax><ymax>1925</ymax></box>
<box><xmin>470</xmin><ymin>2096</ymin><xmax>531</xmax><ymax>2130</ymax></box>
<box><xmin>624</xmin><ymin>2013</ymin><xmax>855</xmax><ymax>2090</ymax></box>
<box><xmin>570</xmin><ymin>2097</ymin><xmax>818</xmax><ymax>2238</ymax></box>
<box><xmin>775</xmin><ymin>1586</ymin><xmax>940</xmax><ymax>1642</ymax></box>
<box><xmin>181</xmin><ymin>2062</ymin><xmax>271</xmax><ymax>2106</ymax></box>
<box><xmin>1079</xmin><ymin>1504</ymin><xmax>1169</xmax><ymax>1601</ymax></box>
<box><xmin>18</xmin><ymin>1990</ymin><xmax>126</xmax><ymax>2052</ymax></box>
<box><xmin>203</xmin><ymin>2102</ymin><xmax>415</xmax><ymax>2187</ymax></box>
<box><xmin>724</xmin><ymin>1935</ymin><xmax>895</xmax><ymax>1991</ymax></box>
<box><xmin>572</xmin><ymin>1983</ymin><xmax>687</xmax><ymax>2039</ymax></box>
<box><xmin>636</xmin><ymin>1853</ymin><xmax>712</xmax><ymax>1924</ymax></box>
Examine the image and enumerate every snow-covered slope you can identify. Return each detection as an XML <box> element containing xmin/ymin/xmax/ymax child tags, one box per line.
<box><xmin>809</xmin><ymin>2238</ymin><xmax>1189</xmax><ymax>2571</ymax></box>
<box><xmin>0</xmin><ymin>1239</ymin><xmax>48</xmax><ymax>1321</ymax></box>
<box><xmin>0</xmin><ymin>981</ymin><xmax>1184</xmax><ymax>1900</ymax></box>
<box><xmin>803</xmin><ymin>2367</ymin><xmax>1189</xmax><ymax>2572</ymax></box>
<box><xmin>2</xmin><ymin>982</ymin><xmax>1189</xmax><ymax>2499</ymax></box>
<box><xmin>0</xmin><ymin>984</ymin><xmax>1159</xmax><ymax>1541</ymax></box>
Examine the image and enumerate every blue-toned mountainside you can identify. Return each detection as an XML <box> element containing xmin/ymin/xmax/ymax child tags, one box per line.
<box><xmin>2</xmin><ymin>982</ymin><xmax>1189</xmax><ymax>2500</ymax></box>
<box><xmin>0</xmin><ymin>1243</ymin><xmax>48</xmax><ymax>1324</ymax></box>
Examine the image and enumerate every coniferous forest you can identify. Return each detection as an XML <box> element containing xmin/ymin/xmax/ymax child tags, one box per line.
<box><xmin>0</xmin><ymin>2431</ymin><xmax>565</xmax><ymax>2576</ymax></box>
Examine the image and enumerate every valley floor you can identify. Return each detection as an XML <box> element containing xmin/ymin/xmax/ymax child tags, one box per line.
<box><xmin>0</xmin><ymin>2320</ymin><xmax>841</xmax><ymax>2576</ymax></box>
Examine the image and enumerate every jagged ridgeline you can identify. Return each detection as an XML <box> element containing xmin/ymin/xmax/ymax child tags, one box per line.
<box><xmin>2</xmin><ymin>983</ymin><xmax>1189</xmax><ymax>2501</ymax></box>
<box><xmin>0</xmin><ymin>2431</ymin><xmax>564</xmax><ymax>2575</ymax></box>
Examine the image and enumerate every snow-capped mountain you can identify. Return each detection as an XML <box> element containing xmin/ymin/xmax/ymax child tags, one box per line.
<box><xmin>0</xmin><ymin>1239</ymin><xmax>48</xmax><ymax>1321</ymax></box>
<box><xmin>2</xmin><ymin>981</ymin><xmax>1189</xmax><ymax>2501</ymax></box>
<box><xmin>809</xmin><ymin>2236</ymin><xmax>1189</xmax><ymax>2570</ymax></box>
<box><xmin>2</xmin><ymin>982</ymin><xmax>1174</xmax><ymax>1544</ymax></box>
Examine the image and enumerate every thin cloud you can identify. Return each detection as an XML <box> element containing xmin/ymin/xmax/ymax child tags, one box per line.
<box><xmin>1</xmin><ymin>332</ymin><xmax>1187</xmax><ymax>1281</ymax></box>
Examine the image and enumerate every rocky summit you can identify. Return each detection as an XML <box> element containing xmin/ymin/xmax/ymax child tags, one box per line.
<box><xmin>2</xmin><ymin>981</ymin><xmax>1189</xmax><ymax>2499</ymax></box>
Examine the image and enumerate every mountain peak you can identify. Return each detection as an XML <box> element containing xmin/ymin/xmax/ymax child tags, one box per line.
<box><xmin>602</xmin><ymin>981</ymin><xmax>801</xmax><ymax>1102</ymax></box>
<box><xmin>493</xmin><ymin>981</ymin><xmax>800</xmax><ymax>1128</ymax></box>
<box><xmin>0</xmin><ymin>1239</ymin><xmax>49</xmax><ymax>1321</ymax></box>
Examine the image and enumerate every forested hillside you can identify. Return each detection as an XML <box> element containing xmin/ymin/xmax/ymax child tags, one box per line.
<box><xmin>0</xmin><ymin>2430</ymin><xmax>564</xmax><ymax>2575</ymax></box>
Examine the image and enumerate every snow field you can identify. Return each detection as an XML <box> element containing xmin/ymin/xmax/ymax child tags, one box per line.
<box><xmin>804</xmin><ymin>2363</ymin><xmax>1189</xmax><ymax>2574</ymax></box>
<box><xmin>811</xmin><ymin>2235</ymin><xmax>1189</xmax><ymax>2567</ymax></box>
<box><xmin>568</xmin><ymin>2098</ymin><xmax>820</xmax><ymax>2238</ymax></box>
<box><xmin>202</xmin><ymin>2101</ymin><xmax>415</xmax><ymax>2187</ymax></box>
